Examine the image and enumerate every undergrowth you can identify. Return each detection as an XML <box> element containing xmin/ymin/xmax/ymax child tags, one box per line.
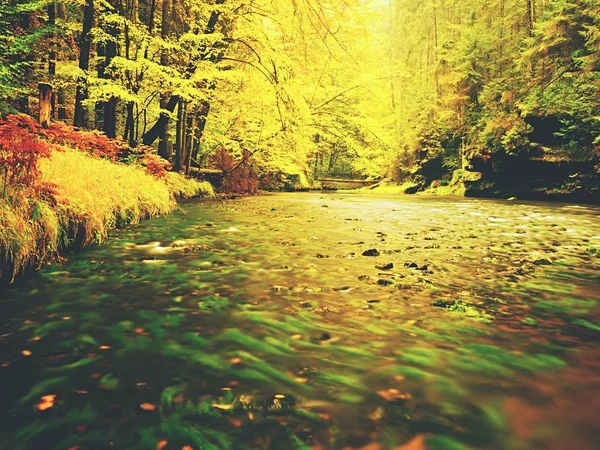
<box><xmin>0</xmin><ymin>115</ymin><xmax>213</xmax><ymax>282</ymax></box>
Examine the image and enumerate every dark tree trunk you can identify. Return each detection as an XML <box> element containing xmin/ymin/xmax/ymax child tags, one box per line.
<box><xmin>74</xmin><ymin>0</ymin><xmax>94</xmax><ymax>127</ymax></box>
<box><xmin>158</xmin><ymin>0</ymin><xmax>172</xmax><ymax>158</ymax></box>
<box><xmin>125</xmin><ymin>102</ymin><xmax>136</xmax><ymax>147</ymax></box>
<box><xmin>184</xmin><ymin>111</ymin><xmax>194</xmax><ymax>175</ymax></box>
<box><xmin>141</xmin><ymin>0</ymin><xmax>225</xmax><ymax>146</ymax></box>
<box><xmin>191</xmin><ymin>101</ymin><xmax>211</xmax><ymax>163</ymax></box>
<box><xmin>39</xmin><ymin>83</ymin><xmax>53</xmax><ymax>128</ymax></box>
<box><xmin>174</xmin><ymin>101</ymin><xmax>184</xmax><ymax>171</ymax></box>
<box><xmin>102</xmin><ymin>39</ymin><xmax>118</xmax><ymax>138</ymax></box>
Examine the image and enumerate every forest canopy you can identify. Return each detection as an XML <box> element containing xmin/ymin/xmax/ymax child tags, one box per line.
<box><xmin>0</xmin><ymin>0</ymin><xmax>598</xmax><ymax>191</ymax></box>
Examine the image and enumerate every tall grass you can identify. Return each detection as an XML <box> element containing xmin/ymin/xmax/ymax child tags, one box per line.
<box><xmin>0</xmin><ymin>148</ymin><xmax>213</xmax><ymax>282</ymax></box>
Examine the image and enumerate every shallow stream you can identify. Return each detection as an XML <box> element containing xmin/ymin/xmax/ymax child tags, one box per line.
<box><xmin>1</xmin><ymin>193</ymin><xmax>599</xmax><ymax>450</ymax></box>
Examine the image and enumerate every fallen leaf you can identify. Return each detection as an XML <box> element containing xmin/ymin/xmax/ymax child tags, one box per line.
<box><xmin>377</xmin><ymin>389</ymin><xmax>410</xmax><ymax>401</ymax></box>
<box><xmin>22</xmin><ymin>350</ymin><xmax>32</xmax><ymax>356</ymax></box>
<box><xmin>140</xmin><ymin>403</ymin><xmax>156</xmax><ymax>411</ymax></box>
<box><xmin>100</xmin><ymin>345</ymin><xmax>111</xmax><ymax>350</ymax></box>
<box><xmin>395</xmin><ymin>435</ymin><xmax>426</xmax><ymax>450</ymax></box>
<box><xmin>62</xmin><ymin>316</ymin><xmax>71</xmax><ymax>321</ymax></box>
<box><xmin>36</xmin><ymin>394</ymin><xmax>56</xmax><ymax>411</ymax></box>
<box><xmin>230</xmin><ymin>357</ymin><xmax>242</xmax><ymax>364</ymax></box>
<box><xmin>156</xmin><ymin>440</ymin><xmax>168</xmax><ymax>450</ymax></box>
<box><xmin>134</xmin><ymin>328</ymin><xmax>145</xmax><ymax>334</ymax></box>
<box><xmin>36</xmin><ymin>401</ymin><xmax>54</xmax><ymax>411</ymax></box>
<box><xmin>359</xmin><ymin>443</ymin><xmax>381</xmax><ymax>450</ymax></box>
<box><xmin>291</xmin><ymin>334</ymin><xmax>302</xmax><ymax>340</ymax></box>
<box><xmin>228</xmin><ymin>418</ymin><xmax>243</xmax><ymax>427</ymax></box>
<box><xmin>212</xmin><ymin>403</ymin><xmax>235</xmax><ymax>410</ymax></box>
<box><xmin>182</xmin><ymin>446</ymin><xmax>193</xmax><ymax>450</ymax></box>
<box><xmin>369</xmin><ymin>407</ymin><xmax>385</xmax><ymax>421</ymax></box>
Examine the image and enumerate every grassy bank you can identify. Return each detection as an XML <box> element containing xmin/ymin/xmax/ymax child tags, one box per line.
<box><xmin>0</xmin><ymin>147</ymin><xmax>213</xmax><ymax>282</ymax></box>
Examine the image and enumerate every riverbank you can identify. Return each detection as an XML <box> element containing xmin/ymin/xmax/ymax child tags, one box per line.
<box><xmin>1</xmin><ymin>132</ymin><xmax>213</xmax><ymax>283</ymax></box>
<box><xmin>347</xmin><ymin>169</ymin><xmax>600</xmax><ymax>205</ymax></box>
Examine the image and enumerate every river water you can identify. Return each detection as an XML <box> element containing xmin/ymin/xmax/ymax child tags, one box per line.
<box><xmin>1</xmin><ymin>193</ymin><xmax>599</xmax><ymax>450</ymax></box>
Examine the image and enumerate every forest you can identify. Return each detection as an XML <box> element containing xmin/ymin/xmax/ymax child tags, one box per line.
<box><xmin>1</xmin><ymin>0</ymin><xmax>598</xmax><ymax>193</ymax></box>
<box><xmin>0</xmin><ymin>1</ymin><xmax>600</xmax><ymax>450</ymax></box>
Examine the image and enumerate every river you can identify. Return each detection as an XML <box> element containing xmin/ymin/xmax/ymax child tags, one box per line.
<box><xmin>1</xmin><ymin>193</ymin><xmax>599</xmax><ymax>450</ymax></box>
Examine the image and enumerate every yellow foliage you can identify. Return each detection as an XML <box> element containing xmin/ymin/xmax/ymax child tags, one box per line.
<box><xmin>0</xmin><ymin>148</ymin><xmax>212</xmax><ymax>281</ymax></box>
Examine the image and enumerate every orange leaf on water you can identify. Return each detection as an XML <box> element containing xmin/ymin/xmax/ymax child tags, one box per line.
<box><xmin>182</xmin><ymin>446</ymin><xmax>193</xmax><ymax>450</ymax></box>
<box><xmin>22</xmin><ymin>350</ymin><xmax>32</xmax><ymax>356</ymax></box>
<box><xmin>156</xmin><ymin>440</ymin><xmax>168</xmax><ymax>450</ymax></box>
<box><xmin>140</xmin><ymin>403</ymin><xmax>156</xmax><ymax>411</ymax></box>
<box><xmin>228</xmin><ymin>418</ymin><xmax>243</xmax><ymax>427</ymax></box>
<box><xmin>395</xmin><ymin>435</ymin><xmax>426</xmax><ymax>450</ymax></box>
<box><xmin>36</xmin><ymin>401</ymin><xmax>53</xmax><ymax>411</ymax></box>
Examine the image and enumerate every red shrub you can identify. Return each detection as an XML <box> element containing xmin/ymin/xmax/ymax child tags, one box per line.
<box><xmin>0</xmin><ymin>115</ymin><xmax>56</xmax><ymax>198</ymax></box>
<box><xmin>0</xmin><ymin>114</ymin><xmax>169</xmax><ymax>187</ymax></box>
<box><xmin>211</xmin><ymin>147</ymin><xmax>258</xmax><ymax>194</ymax></box>
<box><xmin>136</xmin><ymin>147</ymin><xmax>171</xmax><ymax>179</ymax></box>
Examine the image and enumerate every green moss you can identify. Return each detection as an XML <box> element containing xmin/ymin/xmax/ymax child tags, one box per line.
<box><xmin>425</xmin><ymin>435</ymin><xmax>469</xmax><ymax>450</ymax></box>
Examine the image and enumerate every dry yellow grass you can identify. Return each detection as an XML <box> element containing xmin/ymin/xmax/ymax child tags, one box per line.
<box><xmin>0</xmin><ymin>148</ymin><xmax>213</xmax><ymax>281</ymax></box>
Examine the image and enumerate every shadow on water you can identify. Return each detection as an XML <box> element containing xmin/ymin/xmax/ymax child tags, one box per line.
<box><xmin>1</xmin><ymin>193</ymin><xmax>599</xmax><ymax>450</ymax></box>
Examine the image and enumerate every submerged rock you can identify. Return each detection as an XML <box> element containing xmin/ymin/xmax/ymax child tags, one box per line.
<box><xmin>234</xmin><ymin>394</ymin><xmax>296</xmax><ymax>411</ymax></box>
<box><xmin>270</xmin><ymin>285</ymin><xmax>289</xmax><ymax>293</ymax></box>
<box><xmin>363</xmin><ymin>249</ymin><xmax>380</xmax><ymax>257</ymax></box>
<box><xmin>375</xmin><ymin>262</ymin><xmax>394</xmax><ymax>270</ymax></box>
<box><xmin>311</xmin><ymin>332</ymin><xmax>332</xmax><ymax>342</ymax></box>
<box><xmin>432</xmin><ymin>298</ymin><xmax>456</xmax><ymax>308</ymax></box>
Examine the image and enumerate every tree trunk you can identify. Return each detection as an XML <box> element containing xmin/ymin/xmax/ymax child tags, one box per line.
<box><xmin>158</xmin><ymin>0</ymin><xmax>172</xmax><ymax>158</ymax></box>
<box><xmin>141</xmin><ymin>0</ymin><xmax>225</xmax><ymax>146</ymax></box>
<box><xmin>48</xmin><ymin>1</ymin><xmax>56</xmax><ymax>117</ymax></box>
<box><xmin>102</xmin><ymin>39</ymin><xmax>118</xmax><ymax>138</ymax></box>
<box><xmin>526</xmin><ymin>0</ymin><xmax>535</xmax><ymax>36</ymax></box>
<box><xmin>191</xmin><ymin>101</ymin><xmax>211</xmax><ymax>163</ymax></box>
<box><xmin>39</xmin><ymin>83</ymin><xmax>53</xmax><ymax>128</ymax></box>
<box><xmin>125</xmin><ymin>102</ymin><xmax>136</xmax><ymax>147</ymax></box>
<box><xmin>174</xmin><ymin>101</ymin><xmax>184</xmax><ymax>171</ymax></box>
<box><xmin>74</xmin><ymin>0</ymin><xmax>94</xmax><ymax>128</ymax></box>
